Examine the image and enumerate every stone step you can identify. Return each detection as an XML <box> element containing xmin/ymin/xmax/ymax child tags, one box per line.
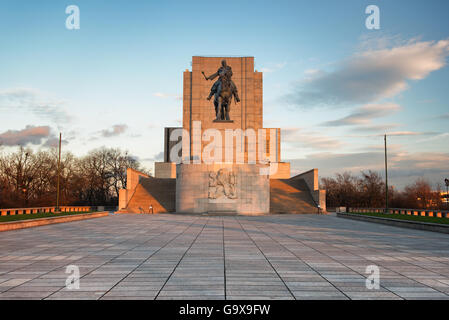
<box><xmin>270</xmin><ymin>179</ymin><xmax>317</xmax><ymax>214</ymax></box>
<box><xmin>204</xmin><ymin>211</ymin><xmax>238</xmax><ymax>216</ymax></box>
<box><xmin>122</xmin><ymin>177</ymin><xmax>176</xmax><ymax>214</ymax></box>
<box><xmin>121</xmin><ymin>176</ymin><xmax>318</xmax><ymax>215</ymax></box>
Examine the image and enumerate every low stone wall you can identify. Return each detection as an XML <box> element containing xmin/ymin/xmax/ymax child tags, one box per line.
<box><xmin>290</xmin><ymin>169</ymin><xmax>326</xmax><ymax>212</ymax></box>
<box><xmin>337</xmin><ymin>212</ymin><xmax>449</xmax><ymax>235</ymax></box>
<box><xmin>0</xmin><ymin>206</ymin><xmax>91</xmax><ymax>216</ymax></box>
<box><xmin>0</xmin><ymin>212</ymin><xmax>109</xmax><ymax>232</ymax></box>
<box><xmin>349</xmin><ymin>207</ymin><xmax>449</xmax><ymax>218</ymax></box>
<box><xmin>268</xmin><ymin>162</ymin><xmax>290</xmax><ymax>179</ymax></box>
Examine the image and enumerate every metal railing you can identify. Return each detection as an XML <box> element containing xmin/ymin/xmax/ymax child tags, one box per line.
<box><xmin>348</xmin><ymin>207</ymin><xmax>449</xmax><ymax>218</ymax></box>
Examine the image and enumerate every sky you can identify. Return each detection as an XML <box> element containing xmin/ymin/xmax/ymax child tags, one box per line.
<box><xmin>0</xmin><ymin>0</ymin><xmax>448</xmax><ymax>189</ymax></box>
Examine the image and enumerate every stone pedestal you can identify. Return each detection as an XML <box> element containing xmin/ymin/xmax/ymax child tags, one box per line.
<box><xmin>176</xmin><ymin>163</ymin><xmax>270</xmax><ymax>214</ymax></box>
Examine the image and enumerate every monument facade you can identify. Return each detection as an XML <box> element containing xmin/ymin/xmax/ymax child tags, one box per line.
<box><xmin>118</xmin><ymin>56</ymin><xmax>326</xmax><ymax>215</ymax></box>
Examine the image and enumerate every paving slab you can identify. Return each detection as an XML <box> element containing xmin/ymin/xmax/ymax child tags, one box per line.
<box><xmin>0</xmin><ymin>214</ymin><xmax>449</xmax><ymax>299</ymax></box>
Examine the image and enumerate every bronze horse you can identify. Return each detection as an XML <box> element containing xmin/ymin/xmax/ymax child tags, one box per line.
<box><xmin>213</xmin><ymin>75</ymin><xmax>237</xmax><ymax>121</ymax></box>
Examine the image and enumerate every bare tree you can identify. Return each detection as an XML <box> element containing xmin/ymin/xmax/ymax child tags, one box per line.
<box><xmin>322</xmin><ymin>171</ymin><xmax>445</xmax><ymax>210</ymax></box>
<box><xmin>0</xmin><ymin>146</ymin><xmax>147</xmax><ymax>208</ymax></box>
<box><xmin>358</xmin><ymin>171</ymin><xmax>384</xmax><ymax>208</ymax></box>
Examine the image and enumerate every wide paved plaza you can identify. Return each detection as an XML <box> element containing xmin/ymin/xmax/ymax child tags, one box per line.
<box><xmin>1</xmin><ymin>213</ymin><xmax>449</xmax><ymax>300</ymax></box>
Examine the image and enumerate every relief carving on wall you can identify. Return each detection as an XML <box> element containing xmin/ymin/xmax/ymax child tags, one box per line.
<box><xmin>208</xmin><ymin>169</ymin><xmax>237</xmax><ymax>199</ymax></box>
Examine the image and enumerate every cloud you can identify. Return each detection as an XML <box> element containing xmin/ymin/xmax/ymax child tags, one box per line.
<box><xmin>392</xmin><ymin>152</ymin><xmax>449</xmax><ymax>170</ymax></box>
<box><xmin>322</xmin><ymin>103</ymin><xmax>401</xmax><ymax>127</ymax></box>
<box><xmin>151</xmin><ymin>151</ymin><xmax>164</xmax><ymax>161</ymax></box>
<box><xmin>42</xmin><ymin>137</ymin><xmax>60</xmax><ymax>148</ymax></box>
<box><xmin>285</xmin><ymin>38</ymin><xmax>449</xmax><ymax>107</ymax></box>
<box><xmin>153</xmin><ymin>92</ymin><xmax>182</xmax><ymax>100</ymax></box>
<box><xmin>142</xmin><ymin>151</ymin><xmax>164</xmax><ymax>162</ymax></box>
<box><xmin>42</xmin><ymin>137</ymin><xmax>69</xmax><ymax>148</ymax></box>
<box><xmin>282</xmin><ymin>127</ymin><xmax>301</xmax><ymax>137</ymax></box>
<box><xmin>101</xmin><ymin>124</ymin><xmax>128</xmax><ymax>138</ymax></box>
<box><xmin>383</xmin><ymin>131</ymin><xmax>424</xmax><ymax>136</ymax></box>
<box><xmin>259</xmin><ymin>62</ymin><xmax>286</xmax><ymax>73</ymax></box>
<box><xmin>0</xmin><ymin>88</ymin><xmax>71</xmax><ymax>123</ymax></box>
<box><xmin>350</xmin><ymin>123</ymin><xmax>401</xmax><ymax>133</ymax></box>
<box><xmin>282</xmin><ymin>127</ymin><xmax>344</xmax><ymax>150</ymax></box>
<box><xmin>304</xmin><ymin>69</ymin><xmax>320</xmax><ymax>76</ymax></box>
<box><xmin>0</xmin><ymin>125</ymin><xmax>51</xmax><ymax>146</ymax></box>
<box><xmin>347</xmin><ymin>130</ymin><xmax>437</xmax><ymax>138</ymax></box>
<box><xmin>417</xmin><ymin>132</ymin><xmax>449</xmax><ymax>143</ymax></box>
<box><xmin>290</xmin><ymin>152</ymin><xmax>383</xmax><ymax>174</ymax></box>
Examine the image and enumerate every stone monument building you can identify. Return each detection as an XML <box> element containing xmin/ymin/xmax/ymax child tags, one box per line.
<box><xmin>118</xmin><ymin>56</ymin><xmax>326</xmax><ymax>215</ymax></box>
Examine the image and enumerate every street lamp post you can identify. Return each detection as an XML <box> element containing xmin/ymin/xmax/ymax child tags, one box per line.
<box><xmin>384</xmin><ymin>134</ymin><xmax>389</xmax><ymax>213</ymax></box>
<box><xmin>56</xmin><ymin>133</ymin><xmax>62</xmax><ymax>212</ymax></box>
<box><xmin>445</xmin><ymin>178</ymin><xmax>449</xmax><ymax>208</ymax></box>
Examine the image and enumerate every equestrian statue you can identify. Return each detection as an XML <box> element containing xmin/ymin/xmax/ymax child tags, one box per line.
<box><xmin>202</xmin><ymin>60</ymin><xmax>240</xmax><ymax>121</ymax></box>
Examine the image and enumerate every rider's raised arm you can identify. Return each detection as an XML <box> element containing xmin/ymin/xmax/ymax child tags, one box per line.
<box><xmin>205</xmin><ymin>71</ymin><xmax>219</xmax><ymax>80</ymax></box>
